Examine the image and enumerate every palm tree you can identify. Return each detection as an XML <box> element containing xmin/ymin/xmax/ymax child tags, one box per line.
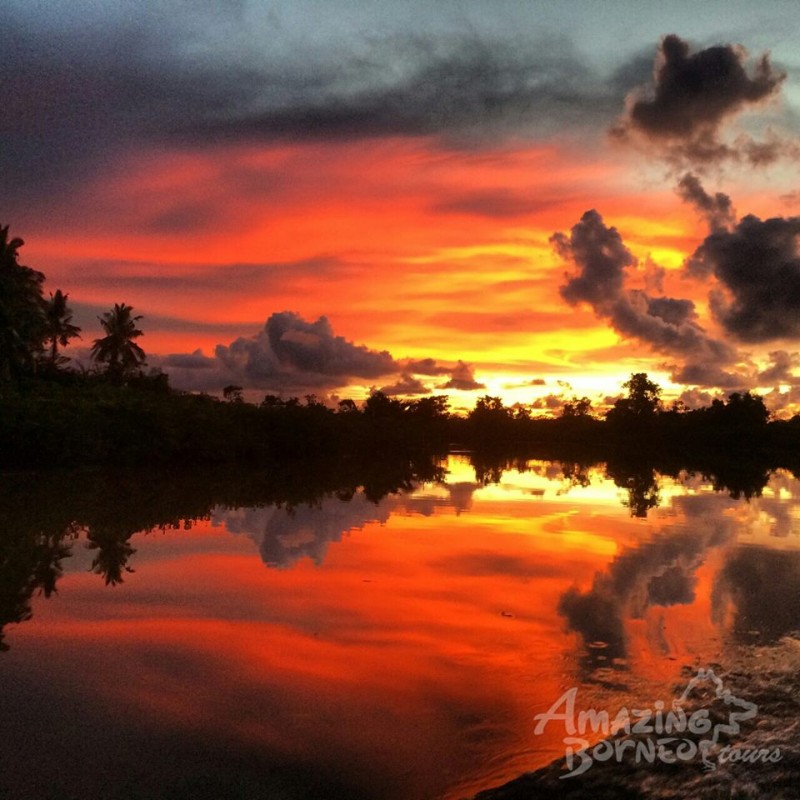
<box><xmin>44</xmin><ymin>290</ymin><xmax>81</xmax><ymax>365</ymax></box>
<box><xmin>0</xmin><ymin>225</ymin><xmax>47</xmax><ymax>378</ymax></box>
<box><xmin>91</xmin><ymin>303</ymin><xmax>146</xmax><ymax>381</ymax></box>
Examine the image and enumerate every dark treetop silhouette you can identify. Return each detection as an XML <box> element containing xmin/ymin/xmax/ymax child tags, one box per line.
<box><xmin>1</xmin><ymin>224</ymin><xmax>800</xmax><ymax>473</ymax></box>
<box><xmin>43</xmin><ymin>289</ymin><xmax>81</xmax><ymax>367</ymax></box>
<box><xmin>91</xmin><ymin>302</ymin><xmax>146</xmax><ymax>382</ymax></box>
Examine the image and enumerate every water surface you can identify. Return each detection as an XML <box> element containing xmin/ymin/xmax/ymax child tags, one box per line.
<box><xmin>2</xmin><ymin>456</ymin><xmax>799</xmax><ymax>799</ymax></box>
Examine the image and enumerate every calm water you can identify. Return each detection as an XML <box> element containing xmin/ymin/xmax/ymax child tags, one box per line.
<box><xmin>2</xmin><ymin>456</ymin><xmax>800</xmax><ymax>799</ymax></box>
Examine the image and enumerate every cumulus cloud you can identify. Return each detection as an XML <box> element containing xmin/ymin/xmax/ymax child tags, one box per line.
<box><xmin>218</xmin><ymin>493</ymin><xmax>394</xmax><ymax>569</ymax></box>
<box><xmin>676</xmin><ymin>173</ymin><xmax>736</xmax><ymax>232</ymax></box>
<box><xmin>213</xmin><ymin>312</ymin><xmax>397</xmax><ymax>386</ymax></box>
<box><xmin>670</xmin><ymin>361</ymin><xmax>748</xmax><ymax>390</ymax></box>
<box><xmin>677</xmin><ymin>387</ymin><xmax>720</xmax><ymax>409</ymax></box>
<box><xmin>554</xmin><ymin>210</ymin><xmax>632</xmax><ymax>308</ymax></box>
<box><xmin>560</xmin><ymin>520</ymin><xmax>735</xmax><ymax>669</ymax></box>
<box><xmin>439</xmin><ymin>360</ymin><xmax>485</xmax><ymax>391</ymax></box>
<box><xmin>401</xmin><ymin>357</ymin><xmax>451</xmax><ymax>376</ymax></box>
<box><xmin>687</xmin><ymin>214</ymin><xmax>800</xmax><ymax>341</ymax></box>
<box><xmin>503</xmin><ymin>377</ymin><xmax>548</xmax><ymax>390</ymax></box>
<box><xmin>159</xmin><ymin>311</ymin><xmax>397</xmax><ymax>394</ymax></box>
<box><xmin>679</xmin><ymin>174</ymin><xmax>800</xmax><ymax>348</ymax></box>
<box><xmin>641</xmin><ymin>256</ymin><xmax>666</xmax><ymax>294</ymax></box>
<box><xmin>613</xmin><ymin>34</ymin><xmax>787</xmax><ymax>167</ymax></box>
<box><xmin>156</xmin><ymin>311</ymin><xmax>479</xmax><ymax>396</ymax></box>
<box><xmin>162</xmin><ymin>349</ymin><xmax>216</xmax><ymax>370</ymax></box>
<box><xmin>378</xmin><ymin>373</ymin><xmax>431</xmax><ymax>396</ymax></box>
<box><xmin>553</xmin><ymin>210</ymin><xmax>737</xmax><ymax>385</ymax></box>
<box><xmin>758</xmin><ymin>350</ymin><xmax>800</xmax><ymax>384</ymax></box>
<box><xmin>530</xmin><ymin>393</ymin><xmax>564</xmax><ymax>410</ymax></box>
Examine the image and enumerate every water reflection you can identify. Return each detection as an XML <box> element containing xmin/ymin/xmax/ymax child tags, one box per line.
<box><xmin>559</xmin><ymin>522</ymin><xmax>732</xmax><ymax>677</ymax></box>
<box><xmin>2</xmin><ymin>455</ymin><xmax>800</xmax><ymax>799</ymax></box>
<box><xmin>714</xmin><ymin>547</ymin><xmax>800</xmax><ymax>645</ymax></box>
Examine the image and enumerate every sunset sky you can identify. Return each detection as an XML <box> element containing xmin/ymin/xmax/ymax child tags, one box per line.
<box><xmin>6</xmin><ymin>1</ymin><xmax>800</xmax><ymax>412</ymax></box>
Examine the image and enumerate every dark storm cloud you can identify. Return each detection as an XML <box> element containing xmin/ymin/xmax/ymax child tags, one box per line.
<box><xmin>2</xmin><ymin>3</ymin><xmax>635</xmax><ymax>204</ymax></box>
<box><xmin>627</xmin><ymin>35</ymin><xmax>783</xmax><ymax>137</ymax></box>
<box><xmin>613</xmin><ymin>34</ymin><xmax>787</xmax><ymax>167</ymax></box>
<box><xmin>676</xmin><ymin>173</ymin><xmax>736</xmax><ymax>232</ymax></box>
<box><xmin>553</xmin><ymin>210</ymin><xmax>736</xmax><ymax>378</ymax></box>
<box><xmin>181</xmin><ymin>34</ymin><xmax>616</xmax><ymax>145</ymax></box>
<box><xmin>612</xmin><ymin>291</ymin><xmax>733</xmax><ymax>360</ymax></box>
<box><xmin>688</xmin><ymin>214</ymin><xmax>800</xmax><ymax>341</ymax></box>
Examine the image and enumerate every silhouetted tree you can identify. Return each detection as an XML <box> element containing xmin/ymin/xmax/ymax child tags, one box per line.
<box><xmin>223</xmin><ymin>384</ymin><xmax>244</xmax><ymax>403</ymax></box>
<box><xmin>407</xmin><ymin>395</ymin><xmax>449</xmax><ymax>421</ymax></box>
<box><xmin>722</xmin><ymin>391</ymin><xmax>769</xmax><ymax>428</ymax></box>
<box><xmin>606</xmin><ymin>373</ymin><xmax>663</xmax><ymax>436</ymax></box>
<box><xmin>86</xmin><ymin>526</ymin><xmax>136</xmax><ymax>586</ymax></box>
<box><xmin>43</xmin><ymin>289</ymin><xmax>81</xmax><ymax>365</ymax></box>
<box><xmin>622</xmin><ymin>373</ymin><xmax>661</xmax><ymax>416</ymax></box>
<box><xmin>91</xmin><ymin>303</ymin><xmax>146</xmax><ymax>381</ymax></box>
<box><xmin>0</xmin><ymin>225</ymin><xmax>46</xmax><ymax>378</ymax></box>
<box><xmin>363</xmin><ymin>391</ymin><xmax>404</xmax><ymax>418</ymax></box>
<box><xmin>561</xmin><ymin>396</ymin><xmax>592</xmax><ymax>418</ymax></box>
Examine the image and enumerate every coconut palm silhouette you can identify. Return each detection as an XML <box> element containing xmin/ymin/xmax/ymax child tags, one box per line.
<box><xmin>44</xmin><ymin>289</ymin><xmax>81</xmax><ymax>365</ymax></box>
<box><xmin>91</xmin><ymin>303</ymin><xmax>145</xmax><ymax>381</ymax></box>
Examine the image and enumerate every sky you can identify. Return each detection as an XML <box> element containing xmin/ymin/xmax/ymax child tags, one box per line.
<box><xmin>5</xmin><ymin>0</ymin><xmax>800</xmax><ymax>412</ymax></box>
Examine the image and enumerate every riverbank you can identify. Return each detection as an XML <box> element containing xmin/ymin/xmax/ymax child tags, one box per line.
<box><xmin>4</xmin><ymin>374</ymin><xmax>800</xmax><ymax>474</ymax></box>
<box><xmin>475</xmin><ymin>638</ymin><xmax>800</xmax><ymax>800</ymax></box>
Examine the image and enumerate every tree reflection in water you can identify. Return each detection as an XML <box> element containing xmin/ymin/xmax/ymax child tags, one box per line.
<box><xmin>0</xmin><ymin>455</ymin><xmax>444</xmax><ymax>649</ymax></box>
<box><xmin>0</xmin><ymin>450</ymin><xmax>790</xmax><ymax>653</ymax></box>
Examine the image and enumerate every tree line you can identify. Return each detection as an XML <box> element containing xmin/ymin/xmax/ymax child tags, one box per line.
<box><xmin>3</xmin><ymin>223</ymin><xmax>800</xmax><ymax>469</ymax></box>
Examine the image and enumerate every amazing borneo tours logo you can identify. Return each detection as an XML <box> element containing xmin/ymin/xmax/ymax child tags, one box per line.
<box><xmin>533</xmin><ymin>669</ymin><xmax>782</xmax><ymax>778</ymax></box>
